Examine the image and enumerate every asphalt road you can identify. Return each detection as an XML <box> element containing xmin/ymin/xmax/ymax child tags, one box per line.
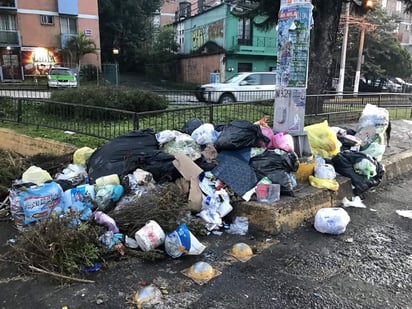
<box><xmin>0</xmin><ymin>169</ymin><xmax>411</xmax><ymax>309</ymax></box>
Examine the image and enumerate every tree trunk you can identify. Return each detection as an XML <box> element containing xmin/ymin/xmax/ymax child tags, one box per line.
<box><xmin>306</xmin><ymin>0</ymin><xmax>343</xmax><ymax>114</ymax></box>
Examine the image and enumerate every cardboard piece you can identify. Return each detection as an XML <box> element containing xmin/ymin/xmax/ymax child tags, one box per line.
<box><xmin>173</xmin><ymin>153</ymin><xmax>203</xmax><ymax>212</ymax></box>
<box><xmin>173</xmin><ymin>153</ymin><xmax>203</xmax><ymax>180</ymax></box>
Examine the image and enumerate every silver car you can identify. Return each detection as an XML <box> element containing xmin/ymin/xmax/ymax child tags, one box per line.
<box><xmin>196</xmin><ymin>72</ymin><xmax>277</xmax><ymax>104</ymax></box>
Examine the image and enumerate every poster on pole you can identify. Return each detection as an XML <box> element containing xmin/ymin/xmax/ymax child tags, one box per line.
<box><xmin>276</xmin><ymin>3</ymin><xmax>312</xmax><ymax>88</ymax></box>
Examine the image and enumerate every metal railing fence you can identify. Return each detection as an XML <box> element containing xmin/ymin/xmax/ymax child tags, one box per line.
<box><xmin>1</xmin><ymin>91</ymin><xmax>411</xmax><ymax>140</ymax></box>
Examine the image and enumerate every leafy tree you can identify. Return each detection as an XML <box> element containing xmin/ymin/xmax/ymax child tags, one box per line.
<box><xmin>98</xmin><ymin>0</ymin><xmax>162</xmax><ymax>72</ymax></box>
<box><xmin>336</xmin><ymin>4</ymin><xmax>412</xmax><ymax>88</ymax></box>
<box><xmin>153</xmin><ymin>26</ymin><xmax>180</xmax><ymax>61</ymax></box>
<box><xmin>62</xmin><ymin>32</ymin><xmax>97</xmax><ymax>70</ymax></box>
<box><xmin>235</xmin><ymin>0</ymin><xmax>412</xmax><ymax>111</ymax></box>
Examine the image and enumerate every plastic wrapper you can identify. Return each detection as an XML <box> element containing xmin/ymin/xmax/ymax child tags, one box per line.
<box><xmin>162</xmin><ymin>133</ymin><xmax>202</xmax><ymax>161</ymax></box>
<box><xmin>353</xmin><ymin>158</ymin><xmax>377</xmax><ymax>179</ymax></box>
<box><xmin>309</xmin><ymin>175</ymin><xmax>339</xmax><ymax>191</ymax></box>
<box><xmin>93</xmin><ymin>211</ymin><xmax>119</xmax><ymax>233</ymax></box>
<box><xmin>227</xmin><ymin>216</ymin><xmax>249</xmax><ymax>235</ymax></box>
<box><xmin>155</xmin><ymin>129</ymin><xmax>181</xmax><ymax>144</ymax></box>
<box><xmin>164</xmin><ymin>223</ymin><xmax>206</xmax><ymax>258</ymax></box>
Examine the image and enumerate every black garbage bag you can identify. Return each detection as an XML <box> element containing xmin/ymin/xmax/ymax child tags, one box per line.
<box><xmin>87</xmin><ymin>129</ymin><xmax>159</xmax><ymax>184</ymax></box>
<box><xmin>215</xmin><ymin>120</ymin><xmax>270</xmax><ymax>151</ymax></box>
<box><xmin>139</xmin><ymin>150</ymin><xmax>180</xmax><ymax>183</ymax></box>
<box><xmin>249</xmin><ymin>150</ymin><xmax>300</xmax><ymax>196</ymax></box>
<box><xmin>328</xmin><ymin>150</ymin><xmax>385</xmax><ymax>196</ymax></box>
<box><xmin>181</xmin><ymin>118</ymin><xmax>204</xmax><ymax>135</ymax></box>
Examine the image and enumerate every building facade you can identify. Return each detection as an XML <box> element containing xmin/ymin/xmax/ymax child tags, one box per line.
<box><xmin>173</xmin><ymin>1</ymin><xmax>277</xmax><ymax>85</ymax></box>
<box><xmin>381</xmin><ymin>0</ymin><xmax>412</xmax><ymax>54</ymax></box>
<box><xmin>0</xmin><ymin>0</ymin><xmax>100</xmax><ymax>82</ymax></box>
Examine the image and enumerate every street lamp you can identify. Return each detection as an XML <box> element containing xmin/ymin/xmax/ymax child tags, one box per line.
<box><xmin>6</xmin><ymin>46</ymin><xmax>14</xmax><ymax>81</ymax></box>
<box><xmin>112</xmin><ymin>48</ymin><xmax>119</xmax><ymax>86</ymax></box>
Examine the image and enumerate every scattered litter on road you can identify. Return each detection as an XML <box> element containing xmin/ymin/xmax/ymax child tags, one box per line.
<box><xmin>396</xmin><ymin>210</ymin><xmax>412</xmax><ymax>219</ymax></box>
<box><xmin>342</xmin><ymin>196</ymin><xmax>367</xmax><ymax>208</ymax></box>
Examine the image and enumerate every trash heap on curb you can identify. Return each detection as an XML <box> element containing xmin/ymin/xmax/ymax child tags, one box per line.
<box><xmin>5</xmin><ymin>104</ymin><xmax>390</xmax><ymax>274</ymax></box>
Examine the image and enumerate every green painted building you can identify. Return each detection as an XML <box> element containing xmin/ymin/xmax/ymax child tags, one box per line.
<box><xmin>176</xmin><ymin>2</ymin><xmax>277</xmax><ymax>84</ymax></box>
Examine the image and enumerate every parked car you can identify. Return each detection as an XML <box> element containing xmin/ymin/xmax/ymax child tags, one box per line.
<box><xmin>47</xmin><ymin>67</ymin><xmax>78</xmax><ymax>88</ymax></box>
<box><xmin>392</xmin><ymin>77</ymin><xmax>412</xmax><ymax>93</ymax></box>
<box><xmin>358</xmin><ymin>77</ymin><xmax>401</xmax><ymax>93</ymax></box>
<box><xmin>386</xmin><ymin>79</ymin><xmax>402</xmax><ymax>93</ymax></box>
<box><xmin>195</xmin><ymin>71</ymin><xmax>277</xmax><ymax>104</ymax></box>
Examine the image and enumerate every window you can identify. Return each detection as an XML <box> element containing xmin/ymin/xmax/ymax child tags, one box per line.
<box><xmin>60</xmin><ymin>16</ymin><xmax>77</xmax><ymax>34</ymax></box>
<box><xmin>261</xmin><ymin>74</ymin><xmax>277</xmax><ymax>85</ymax></box>
<box><xmin>396</xmin><ymin>0</ymin><xmax>402</xmax><ymax>12</ymax></box>
<box><xmin>244</xmin><ymin>74</ymin><xmax>260</xmax><ymax>85</ymax></box>
<box><xmin>0</xmin><ymin>14</ymin><xmax>16</xmax><ymax>30</ymax></box>
<box><xmin>40</xmin><ymin>15</ymin><xmax>54</xmax><ymax>25</ymax></box>
<box><xmin>238</xmin><ymin>62</ymin><xmax>252</xmax><ymax>72</ymax></box>
<box><xmin>238</xmin><ymin>18</ymin><xmax>252</xmax><ymax>45</ymax></box>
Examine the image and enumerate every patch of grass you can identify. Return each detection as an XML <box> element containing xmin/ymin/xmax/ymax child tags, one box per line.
<box><xmin>0</xmin><ymin>122</ymin><xmax>107</xmax><ymax>149</ymax></box>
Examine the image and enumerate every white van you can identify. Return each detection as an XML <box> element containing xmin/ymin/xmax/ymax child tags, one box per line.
<box><xmin>196</xmin><ymin>71</ymin><xmax>277</xmax><ymax>104</ymax></box>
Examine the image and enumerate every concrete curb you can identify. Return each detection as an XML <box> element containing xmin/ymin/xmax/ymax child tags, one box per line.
<box><xmin>232</xmin><ymin>149</ymin><xmax>412</xmax><ymax>235</ymax></box>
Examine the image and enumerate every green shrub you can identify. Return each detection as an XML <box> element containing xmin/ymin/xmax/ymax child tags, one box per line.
<box><xmin>49</xmin><ymin>86</ymin><xmax>169</xmax><ymax>112</ymax></box>
<box><xmin>80</xmin><ymin>64</ymin><xmax>99</xmax><ymax>81</ymax></box>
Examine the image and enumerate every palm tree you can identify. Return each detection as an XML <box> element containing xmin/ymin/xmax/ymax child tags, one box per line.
<box><xmin>63</xmin><ymin>32</ymin><xmax>97</xmax><ymax>85</ymax></box>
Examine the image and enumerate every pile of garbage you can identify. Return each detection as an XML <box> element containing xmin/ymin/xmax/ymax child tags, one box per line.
<box><xmin>2</xmin><ymin>104</ymin><xmax>389</xmax><ymax>275</ymax></box>
<box><xmin>306</xmin><ymin>104</ymin><xmax>389</xmax><ymax>235</ymax></box>
<box><xmin>3</xmin><ymin>116</ymin><xmax>301</xmax><ymax>274</ymax></box>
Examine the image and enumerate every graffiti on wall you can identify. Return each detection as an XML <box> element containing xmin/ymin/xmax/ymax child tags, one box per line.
<box><xmin>21</xmin><ymin>47</ymin><xmax>61</xmax><ymax>76</ymax></box>
<box><xmin>192</xmin><ymin>19</ymin><xmax>224</xmax><ymax>50</ymax></box>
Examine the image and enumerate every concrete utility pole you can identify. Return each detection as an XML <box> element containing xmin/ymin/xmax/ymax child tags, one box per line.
<box><xmin>337</xmin><ymin>2</ymin><xmax>350</xmax><ymax>95</ymax></box>
<box><xmin>353</xmin><ymin>21</ymin><xmax>366</xmax><ymax>94</ymax></box>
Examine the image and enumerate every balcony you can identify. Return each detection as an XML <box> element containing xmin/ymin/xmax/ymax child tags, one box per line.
<box><xmin>60</xmin><ymin>33</ymin><xmax>77</xmax><ymax>49</ymax></box>
<box><xmin>0</xmin><ymin>0</ymin><xmax>17</xmax><ymax>10</ymax></box>
<box><xmin>230</xmin><ymin>35</ymin><xmax>276</xmax><ymax>55</ymax></box>
<box><xmin>0</xmin><ymin>30</ymin><xmax>20</xmax><ymax>46</ymax></box>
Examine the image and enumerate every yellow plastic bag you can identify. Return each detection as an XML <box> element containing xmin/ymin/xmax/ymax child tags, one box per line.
<box><xmin>22</xmin><ymin>165</ymin><xmax>52</xmax><ymax>185</ymax></box>
<box><xmin>304</xmin><ymin>121</ymin><xmax>341</xmax><ymax>158</ymax></box>
<box><xmin>73</xmin><ymin>147</ymin><xmax>96</xmax><ymax>165</ymax></box>
<box><xmin>309</xmin><ymin>175</ymin><xmax>339</xmax><ymax>191</ymax></box>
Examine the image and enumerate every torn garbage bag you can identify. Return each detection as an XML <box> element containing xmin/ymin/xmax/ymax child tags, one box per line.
<box><xmin>328</xmin><ymin>150</ymin><xmax>384</xmax><ymax>196</ymax></box>
<box><xmin>86</xmin><ymin>129</ymin><xmax>159</xmax><ymax>184</ymax></box>
<box><xmin>87</xmin><ymin>129</ymin><xmax>180</xmax><ymax>184</ymax></box>
<box><xmin>214</xmin><ymin>120</ymin><xmax>270</xmax><ymax>151</ymax></box>
<box><xmin>249</xmin><ymin>150</ymin><xmax>300</xmax><ymax>196</ymax></box>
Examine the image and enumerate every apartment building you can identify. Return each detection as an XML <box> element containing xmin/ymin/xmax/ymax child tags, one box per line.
<box><xmin>381</xmin><ymin>0</ymin><xmax>412</xmax><ymax>53</ymax></box>
<box><xmin>0</xmin><ymin>0</ymin><xmax>100</xmax><ymax>82</ymax></box>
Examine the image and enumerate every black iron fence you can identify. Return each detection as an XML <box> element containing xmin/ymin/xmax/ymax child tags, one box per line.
<box><xmin>1</xmin><ymin>90</ymin><xmax>411</xmax><ymax>140</ymax></box>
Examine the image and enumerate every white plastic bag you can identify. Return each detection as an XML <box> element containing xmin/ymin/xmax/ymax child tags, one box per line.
<box><xmin>314</xmin><ymin>207</ymin><xmax>350</xmax><ymax>235</ymax></box>
<box><xmin>314</xmin><ymin>156</ymin><xmax>336</xmax><ymax>180</ymax></box>
<box><xmin>191</xmin><ymin>123</ymin><xmax>218</xmax><ymax>145</ymax></box>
